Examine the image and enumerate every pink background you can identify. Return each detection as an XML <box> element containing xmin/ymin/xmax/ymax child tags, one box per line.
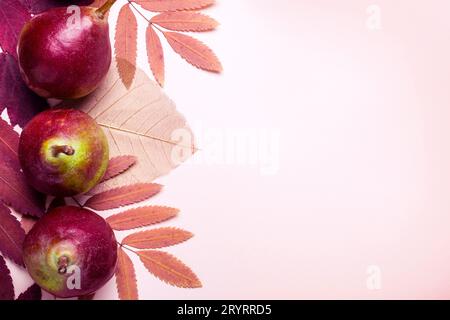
<box><xmin>5</xmin><ymin>0</ymin><xmax>450</xmax><ymax>299</ymax></box>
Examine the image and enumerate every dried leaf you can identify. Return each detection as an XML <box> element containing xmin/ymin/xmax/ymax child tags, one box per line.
<box><xmin>17</xmin><ymin>283</ymin><xmax>41</xmax><ymax>300</ymax></box>
<box><xmin>84</xmin><ymin>183</ymin><xmax>162</xmax><ymax>211</ymax></box>
<box><xmin>123</xmin><ymin>227</ymin><xmax>193</xmax><ymax>249</ymax></box>
<box><xmin>0</xmin><ymin>204</ymin><xmax>26</xmax><ymax>266</ymax></box>
<box><xmin>0</xmin><ymin>0</ymin><xmax>30</xmax><ymax>57</ymax></box>
<box><xmin>20</xmin><ymin>215</ymin><xmax>37</xmax><ymax>234</ymax></box>
<box><xmin>0</xmin><ymin>255</ymin><xmax>14</xmax><ymax>300</ymax></box>
<box><xmin>139</xmin><ymin>250</ymin><xmax>201</xmax><ymax>288</ymax></box>
<box><xmin>115</xmin><ymin>4</ymin><xmax>138</xmax><ymax>89</ymax></box>
<box><xmin>116</xmin><ymin>247</ymin><xmax>138</xmax><ymax>300</ymax></box>
<box><xmin>60</xmin><ymin>66</ymin><xmax>195</xmax><ymax>191</ymax></box>
<box><xmin>151</xmin><ymin>12</ymin><xmax>218</xmax><ymax>32</ymax></box>
<box><xmin>134</xmin><ymin>0</ymin><xmax>214</xmax><ymax>12</ymax></box>
<box><xmin>101</xmin><ymin>155</ymin><xmax>137</xmax><ymax>183</ymax></box>
<box><xmin>0</xmin><ymin>53</ymin><xmax>48</xmax><ymax>127</ymax></box>
<box><xmin>146</xmin><ymin>25</ymin><xmax>165</xmax><ymax>87</ymax></box>
<box><xmin>164</xmin><ymin>32</ymin><xmax>222</xmax><ymax>72</ymax></box>
<box><xmin>0</xmin><ymin>122</ymin><xmax>45</xmax><ymax>217</ymax></box>
<box><xmin>0</xmin><ymin>118</ymin><xmax>20</xmax><ymax>167</ymax></box>
<box><xmin>107</xmin><ymin>206</ymin><xmax>178</xmax><ymax>231</ymax></box>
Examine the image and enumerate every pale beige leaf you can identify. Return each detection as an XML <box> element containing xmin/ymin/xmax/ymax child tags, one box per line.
<box><xmin>60</xmin><ymin>66</ymin><xmax>195</xmax><ymax>191</ymax></box>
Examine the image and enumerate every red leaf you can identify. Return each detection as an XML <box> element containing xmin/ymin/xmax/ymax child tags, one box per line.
<box><xmin>163</xmin><ymin>32</ymin><xmax>222</xmax><ymax>72</ymax></box>
<box><xmin>115</xmin><ymin>4</ymin><xmax>138</xmax><ymax>89</ymax></box>
<box><xmin>116</xmin><ymin>247</ymin><xmax>139</xmax><ymax>300</ymax></box>
<box><xmin>17</xmin><ymin>283</ymin><xmax>41</xmax><ymax>300</ymax></box>
<box><xmin>151</xmin><ymin>12</ymin><xmax>219</xmax><ymax>32</ymax></box>
<box><xmin>0</xmin><ymin>119</ymin><xmax>20</xmax><ymax>167</ymax></box>
<box><xmin>0</xmin><ymin>204</ymin><xmax>26</xmax><ymax>266</ymax></box>
<box><xmin>84</xmin><ymin>183</ymin><xmax>163</xmax><ymax>210</ymax></box>
<box><xmin>138</xmin><ymin>250</ymin><xmax>201</xmax><ymax>288</ymax></box>
<box><xmin>0</xmin><ymin>255</ymin><xmax>14</xmax><ymax>300</ymax></box>
<box><xmin>0</xmin><ymin>0</ymin><xmax>30</xmax><ymax>57</ymax></box>
<box><xmin>0</xmin><ymin>53</ymin><xmax>48</xmax><ymax>127</ymax></box>
<box><xmin>107</xmin><ymin>206</ymin><xmax>178</xmax><ymax>231</ymax></box>
<box><xmin>134</xmin><ymin>0</ymin><xmax>214</xmax><ymax>12</ymax></box>
<box><xmin>146</xmin><ymin>25</ymin><xmax>165</xmax><ymax>87</ymax></box>
<box><xmin>101</xmin><ymin>155</ymin><xmax>137</xmax><ymax>183</ymax></box>
<box><xmin>123</xmin><ymin>227</ymin><xmax>193</xmax><ymax>249</ymax></box>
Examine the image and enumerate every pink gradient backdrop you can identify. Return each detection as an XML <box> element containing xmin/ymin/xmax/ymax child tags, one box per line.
<box><xmin>7</xmin><ymin>0</ymin><xmax>450</xmax><ymax>299</ymax></box>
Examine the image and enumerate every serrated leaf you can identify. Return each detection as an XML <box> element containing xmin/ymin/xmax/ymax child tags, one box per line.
<box><xmin>138</xmin><ymin>250</ymin><xmax>201</xmax><ymax>288</ymax></box>
<box><xmin>60</xmin><ymin>66</ymin><xmax>195</xmax><ymax>191</ymax></box>
<box><xmin>0</xmin><ymin>204</ymin><xmax>26</xmax><ymax>266</ymax></box>
<box><xmin>116</xmin><ymin>247</ymin><xmax>138</xmax><ymax>300</ymax></box>
<box><xmin>0</xmin><ymin>118</ymin><xmax>20</xmax><ymax>167</ymax></box>
<box><xmin>0</xmin><ymin>120</ymin><xmax>45</xmax><ymax>217</ymax></box>
<box><xmin>0</xmin><ymin>0</ymin><xmax>30</xmax><ymax>57</ymax></box>
<box><xmin>146</xmin><ymin>25</ymin><xmax>165</xmax><ymax>86</ymax></box>
<box><xmin>107</xmin><ymin>206</ymin><xmax>178</xmax><ymax>231</ymax></box>
<box><xmin>0</xmin><ymin>255</ymin><xmax>14</xmax><ymax>300</ymax></box>
<box><xmin>115</xmin><ymin>4</ymin><xmax>138</xmax><ymax>89</ymax></box>
<box><xmin>84</xmin><ymin>183</ymin><xmax>162</xmax><ymax>210</ymax></box>
<box><xmin>0</xmin><ymin>53</ymin><xmax>48</xmax><ymax>127</ymax></box>
<box><xmin>17</xmin><ymin>283</ymin><xmax>41</xmax><ymax>300</ymax></box>
<box><xmin>151</xmin><ymin>12</ymin><xmax>218</xmax><ymax>32</ymax></box>
<box><xmin>134</xmin><ymin>0</ymin><xmax>214</xmax><ymax>12</ymax></box>
<box><xmin>123</xmin><ymin>227</ymin><xmax>193</xmax><ymax>249</ymax></box>
<box><xmin>101</xmin><ymin>155</ymin><xmax>137</xmax><ymax>183</ymax></box>
<box><xmin>164</xmin><ymin>32</ymin><xmax>222</xmax><ymax>72</ymax></box>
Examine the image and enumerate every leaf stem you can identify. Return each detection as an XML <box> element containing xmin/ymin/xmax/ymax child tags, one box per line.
<box><xmin>118</xmin><ymin>241</ymin><xmax>139</xmax><ymax>256</ymax></box>
<box><xmin>127</xmin><ymin>0</ymin><xmax>164</xmax><ymax>33</ymax></box>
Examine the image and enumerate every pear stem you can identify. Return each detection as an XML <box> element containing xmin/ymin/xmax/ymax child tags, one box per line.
<box><xmin>57</xmin><ymin>256</ymin><xmax>69</xmax><ymax>274</ymax></box>
<box><xmin>96</xmin><ymin>0</ymin><xmax>117</xmax><ymax>19</ymax></box>
<box><xmin>52</xmin><ymin>145</ymin><xmax>75</xmax><ymax>157</ymax></box>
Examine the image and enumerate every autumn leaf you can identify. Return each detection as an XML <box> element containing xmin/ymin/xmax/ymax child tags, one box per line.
<box><xmin>60</xmin><ymin>66</ymin><xmax>195</xmax><ymax>191</ymax></box>
<box><xmin>0</xmin><ymin>204</ymin><xmax>26</xmax><ymax>266</ymax></box>
<box><xmin>116</xmin><ymin>247</ymin><xmax>138</xmax><ymax>300</ymax></box>
<box><xmin>84</xmin><ymin>183</ymin><xmax>162</xmax><ymax>211</ymax></box>
<box><xmin>146</xmin><ymin>25</ymin><xmax>165</xmax><ymax>87</ymax></box>
<box><xmin>0</xmin><ymin>255</ymin><xmax>14</xmax><ymax>300</ymax></box>
<box><xmin>123</xmin><ymin>227</ymin><xmax>193</xmax><ymax>249</ymax></box>
<box><xmin>0</xmin><ymin>0</ymin><xmax>30</xmax><ymax>57</ymax></box>
<box><xmin>0</xmin><ymin>119</ymin><xmax>45</xmax><ymax>217</ymax></box>
<box><xmin>139</xmin><ymin>250</ymin><xmax>201</xmax><ymax>288</ymax></box>
<box><xmin>17</xmin><ymin>283</ymin><xmax>42</xmax><ymax>300</ymax></box>
<box><xmin>0</xmin><ymin>53</ymin><xmax>48</xmax><ymax>127</ymax></box>
<box><xmin>164</xmin><ymin>32</ymin><xmax>222</xmax><ymax>72</ymax></box>
<box><xmin>115</xmin><ymin>3</ymin><xmax>138</xmax><ymax>89</ymax></box>
<box><xmin>101</xmin><ymin>155</ymin><xmax>137</xmax><ymax>183</ymax></box>
<box><xmin>107</xmin><ymin>206</ymin><xmax>178</xmax><ymax>231</ymax></box>
<box><xmin>151</xmin><ymin>12</ymin><xmax>219</xmax><ymax>32</ymax></box>
<box><xmin>134</xmin><ymin>0</ymin><xmax>215</xmax><ymax>12</ymax></box>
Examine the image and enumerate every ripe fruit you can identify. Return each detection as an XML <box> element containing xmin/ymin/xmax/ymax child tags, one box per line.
<box><xmin>17</xmin><ymin>2</ymin><xmax>114</xmax><ymax>99</ymax></box>
<box><xmin>19</xmin><ymin>109</ymin><xmax>109</xmax><ymax>197</ymax></box>
<box><xmin>23</xmin><ymin>206</ymin><xmax>118</xmax><ymax>298</ymax></box>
